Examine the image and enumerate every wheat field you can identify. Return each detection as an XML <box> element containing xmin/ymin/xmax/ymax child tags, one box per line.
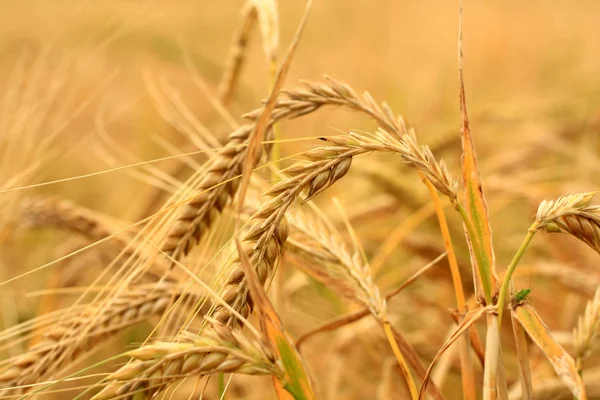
<box><xmin>1</xmin><ymin>1</ymin><xmax>600</xmax><ymax>399</ymax></box>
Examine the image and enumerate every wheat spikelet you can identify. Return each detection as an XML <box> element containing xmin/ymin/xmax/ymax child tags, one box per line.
<box><xmin>574</xmin><ymin>287</ymin><xmax>600</xmax><ymax>370</ymax></box>
<box><xmin>535</xmin><ymin>192</ymin><xmax>597</xmax><ymax>226</ymax></box>
<box><xmin>92</xmin><ymin>319</ymin><xmax>282</xmax><ymax>399</ymax></box>
<box><xmin>535</xmin><ymin>192</ymin><xmax>600</xmax><ymax>253</ymax></box>
<box><xmin>161</xmin><ymin>122</ymin><xmax>256</xmax><ymax>262</ymax></box>
<box><xmin>0</xmin><ymin>283</ymin><xmax>199</xmax><ymax>392</ymax></box>
<box><xmin>162</xmin><ymin>77</ymin><xmax>433</xmax><ymax>264</ymax></box>
<box><xmin>275</xmin><ymin>77</ymin><xmax>403</xmax><ymax>134</ymax></box>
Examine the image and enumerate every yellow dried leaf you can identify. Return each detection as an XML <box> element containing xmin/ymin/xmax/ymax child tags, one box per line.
<box><xmin>513</xmin><ymin>303</ymin><xmax>587</xmax><ymax>400</ymax></box>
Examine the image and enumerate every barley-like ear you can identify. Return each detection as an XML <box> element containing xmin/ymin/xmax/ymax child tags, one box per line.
<box><xmin>209</xmin><ymin>142</ymin><xmax>355</xmax><ymax>327</ymax></box>
<box><xmin>535</xmin><ymin>192</ymin><xmax>600</xmax><ymax>253</ymax></box>
<box><xmin>574</xmin><ymin>287</ymin><xmax>600</xmax><ymax>372</ymax></box>
<box><xmin>92</xmin><ymin>319</ymin><xmax>283</xmax><ymax>399</ymax></box>
<box><xmin>0</xmin><ymin>283</ymin><xmax>199</xmax><ymax>392</ymax></box>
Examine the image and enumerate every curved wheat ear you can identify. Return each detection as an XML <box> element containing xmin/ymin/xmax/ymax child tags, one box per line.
<box><xmin>92</xmin><ymin>319</ymin><xmax>282</xmax><ymax>399</ymax></box>
<box><xmin>20</xmin><ymin>196</ymin><xmax>131</xmax><ymax>247</ymax></box>
<box><xmin>535</xmin><ymin>191</ymin><xmax>600</xmax><ymax>253</ymax></box>
<box><xmin>162</xmin><ymin>77</ymin><xmax>425</xmax><ymax>264</ymax></box>
<box><xmin>286</xmin><ymin>206</ymin><xmax>386</xmax><ymax>318</ymax></box>
<box><xmin>574</xmin><ymin>287</ymin><xmax>600</xmax><ymax>371</ymax></box>
<box><xmin>0</xmin><ymin>283</ymin><xmax>199</xmax><ymax>392</ymax></box>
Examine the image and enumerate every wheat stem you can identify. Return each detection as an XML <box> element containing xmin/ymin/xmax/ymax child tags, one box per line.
<box><xmin>497</xmin><ymin>225</ymin><xmax>538</xmax><ymax>326</ymax></box>
<box><xmin>383</xmin><ymin>320</ymin><xmax>418</xmax><ymax>399</ymax></box>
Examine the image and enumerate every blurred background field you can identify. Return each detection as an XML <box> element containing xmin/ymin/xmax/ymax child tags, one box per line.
<box><xmin>2</xmin><ymin>1</ymin><xmax>600</xmax><ymax>399</ymax></box>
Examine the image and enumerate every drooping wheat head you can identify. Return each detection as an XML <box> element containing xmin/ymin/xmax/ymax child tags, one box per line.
<box><xmin>92</xmin><ymin>318</ymin><xmax>283</xmax><ymax>399</ymax></box>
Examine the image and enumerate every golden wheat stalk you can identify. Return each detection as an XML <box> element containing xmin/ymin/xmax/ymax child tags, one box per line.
<box><xmin>92</xmin><ymin>318</ymin><xmax>282</xmax><ymax>399</ymax></box>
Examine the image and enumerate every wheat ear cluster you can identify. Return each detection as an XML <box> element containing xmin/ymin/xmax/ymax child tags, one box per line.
<box><xmin>95</xmin><ymin>132</ymin><xmax>363</xmax><ymax>396</ymax></box>
<box><xmin>92</xmin><ymin>318</ymin><xmax>282</xmax><ymax>399</ymax></box>
<box><xmin>211</xmin><ymin>125</ymin><xmax>455</xmax><ymax>326</ymax></box>
<box><xmin>162</xmin><ymin>77</ymin><xmax>446</xmax><ymax>264</ymax></box>
<box><xmin>0</xmin><ymin>283</ymin><xmax>195</xmax><ymax>391</ymax></box>
<box><xmin>97</xmin><ymin>126</ymin><xmax>448</xmax><ymax>396</ymax></box>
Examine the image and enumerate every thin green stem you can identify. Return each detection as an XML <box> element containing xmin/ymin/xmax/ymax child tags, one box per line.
<box><xmin>497</xmin><ymin>224</ymin><xmax>538</xmax><ymax>326</ymax></box>
<box><xmin>456</xmin><ymin>203</ymin><xmax>493</xmax><ymax>304</ymax></box>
